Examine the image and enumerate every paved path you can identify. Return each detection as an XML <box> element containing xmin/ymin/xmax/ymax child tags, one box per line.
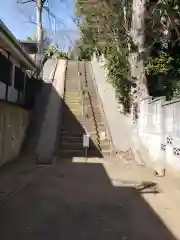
<box><xmin>0</xmin><ymin>155</ymin><xmax>180</xmax><ymax>239</ymax></box>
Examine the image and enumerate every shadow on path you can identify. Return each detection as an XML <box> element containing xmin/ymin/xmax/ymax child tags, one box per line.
<box><xmin>0</xmin><ymin>158</ymin><xmax>177</xmax><ymax>240</ymax></box>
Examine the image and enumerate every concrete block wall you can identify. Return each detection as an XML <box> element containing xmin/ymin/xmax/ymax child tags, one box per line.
<box><xmin>138</xmin><ymin>97</ymin><xmax>180</xmax><ymax>172</ymax></box>
<box><xmin>0</xmin><ymin>101</ymin><xmax>31</xmax><ymax>166</ymax></box>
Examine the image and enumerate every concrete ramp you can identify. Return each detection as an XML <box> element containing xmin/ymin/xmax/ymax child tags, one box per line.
<box><xmin>91</xmin><ymin>60</ymin><xmax>133</xmax><ymax>152</ymax></box>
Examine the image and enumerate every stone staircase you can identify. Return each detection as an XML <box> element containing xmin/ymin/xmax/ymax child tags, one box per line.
<box><xmin>59</xmin><ymin>60</ymin><xmax>111</xmax><ymax>159</ymax></box>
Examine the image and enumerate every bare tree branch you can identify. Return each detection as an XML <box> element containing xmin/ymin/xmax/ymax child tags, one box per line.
<box><xmin>42</xmin><ymin>0</ymin><xmax>47</xmax><ymax>4</ymax></box>
<box><xmin>17</xmin><ymin>0</ymin><xmax>47</xmax><ymax>5</ymax></box>
<box><xmin>26</xmin><ymin>16</ymin><xmax>37</xmax><ymax>25</ymax></box>
<box><xmin>17</xmin><ymin>0</ymin><xmax>35</xmax><ymax>3</ymax></box>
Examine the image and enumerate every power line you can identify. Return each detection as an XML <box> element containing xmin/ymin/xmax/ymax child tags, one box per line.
<box><xmin>43</xmin><ymin>6</ymin><xmax>65</xmax><ymax>27</ymax></box>
<box><xmin>46</xmin><ymin>0</ymin><xmax>53</xmax><ymax>43</ymax></box>
<box><xmin>17</xmin><ymin>0</ymin><xmax>77</xmax><ymax>51</ymax></box>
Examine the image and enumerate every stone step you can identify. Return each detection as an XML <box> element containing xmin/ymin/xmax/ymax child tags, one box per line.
<box><xmin>100</xmin><ymin>139</ymin><xmax>110</xmax><ymax>146</ymax></box>
<box><xmin>63</xmin><ymin>105</ymin><xmax>82</xmax><ymax>109</ymax></box>
<box><xmin>61</xmin><ymin>122</ymin><xmax>84</xmax><ymax>128</ymax></box>
<box><xmin>86</xmin><ymin>127</ymin><xmax>99</xmax><ymax>135</ymax></box>
<box><xmin>68</xmin><ymin>107</ymin><xmax>82</xmax><ymax>111</ymax></box>
<box><xmin>98</xmin><ymin>126</ymin><xmax>106</xmax><ymax>133</ymax></box>
<box><xmin>61</xmin><ymin>135</ymin><xmax>98</xmax><ymax>142</ymax></box>
<box><xmin>64</xmin><ymin>91</ymin><xmax>81</xmax><ymax>96</ymax></box>
<box><xmin>62</xmin><ymin>124</ymin><xmax>84</xmax><ymax>130</ymax></box>
<box><xmin>66</xmin><ymin>102</ymin><xmax>81</xmax><ymax>106</ymax></box>
<box><xmin>61</xmin><ymin>128</ymin><xmax>85</xmax><ymax>133</ymax></box>
<box><xmin>60</xmin><ymin>141</ymin><xmax>100</xmax><ymax>150</ymax></box>
<box><xmin>65</xmin><ymin>100</ymin><xmax>82</xmax><ymax>105</ymax></box>
<box><xmin>61</xmin><ymin>135</ymin><xmax>100</xmax><ymax>144</ymax></box>
<box><xmin>64</xmin><ymin>96</ymin><xmax>81</xmax><ymax>100</ymax></box>
<box><xmin>86</xmin><ymin>125</ymin><xmax>105</xmax><ymax>133</ymax></box>
<box><xmin>84</xmin><ymin>104</ymin><xmax>100</xmax><ymax>110</ymax></box>
<box><xmin>88</xmin><ymin>132</ymin><xmax>99</xmax><ymax>137</ymax></box>
<box><xmin>60</xmin><ymin>136</ymin><xmax>82</xmax><ymax>143</ymax></box>
<box><xmin>65</xmin><ymin>98</ymin><xmax>82</xmax><ymax>103</ymax></box>
<box><xmin>62</xmin><ymin>111</ymin><xmax>83</xmax><ymax>118</ymax></box>
<box><xmin>61</xmin><ymin>130</ymin><xmax>99</xmax><ymax>140</ymax></box>
<box><xmin>101</xmin><ymin>150</ymin><xmax>112</xmax><ymax>157</ymax></box>
<box><xmin>65</xmin><ymin>98</ymin><xmax>81</xmax><ymax>102</ymax></box>
<box><xmin>59</xmin><ymin>149</ymin><xmax>103</xmax><ymax>158</ymax></box>
<box><xmin>61</xmin><ymin>131</ymin><xmax>85</xmax><ymax>138</ymax></box>
<box><xmin>100</xmin><ymin>143</ymin><xmax>111</xmax><ymax>151</ymax></box>
<box><xmin>86</xmin><ymin>113</ymin><xmax>102</xmax><ymax>119</ymax></box>
<box><xmin>61</xmin><ymin>121</ymin><xmax>84</xmax><ymax>127</ymax></box>
<box><xmin>67</xmin><ymin>110</ymin><xmax>82</xmax><ymax>116</ymax></box>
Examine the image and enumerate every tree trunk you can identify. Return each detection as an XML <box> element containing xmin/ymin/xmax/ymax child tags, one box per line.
<box><xmin>36</xmin><ymin>0</ymin><xmax>43</xmax><ymax>65</ymax></box>
<box><xmin>131</xmin><ymin>0</ymin><xmax>148</xmax><ymax>103</ymax></box>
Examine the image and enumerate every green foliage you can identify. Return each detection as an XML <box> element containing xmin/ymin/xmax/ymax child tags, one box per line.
<box><xmin>72</xmin><ymin>38</ymin><xmax>94</xmax><ymax>61</ymax></box>
<box><xmin>75</xmin><ymin>0</ymin><xmax>180</xmax><ymax>103</ymax></box>
<box><xmin>44</xmin><ymin>45</ymin><xmax>57</xmax><ymax>58</ymax></box>
<box><xmin>142</xmin><ymin>0</ymin><xmax>180</xmax><ymax>99</ymax></box>
<box><xmin>145</xmin><ymin>44</ymin><xmax>180</xmax><ymax>100</ymax></box>
<box><xmin>104</xmin><ymin>45</ymin><xmax>132</xmax><ymax>114</ymax></box>
<box><xmin>145</xmin><ymin>0</ymin><xmax>180</xmax><ymax>46</ymax></box>
<box><xmin>76</xmin><ymin>0</ymin><xmax>133</xmax><ymax>114</ymax></box>
<box><xmin>56</xmin><ymin>51</ymin><xmax>69</xmax><ymax>60</ymax></box>
<box><xmin>145</xmin><ymin>52</ymin><xmax>173</xmax><ymax>76</ymax></box>
<box><xmin>172</xmin><ymin>80</ymin><xmax>180</xmax><ymax>98</ymax></box>
<box><xmin>44</xmin><ymin>45</ymin><xmax>69</xmax><ymax>59</ymax></box>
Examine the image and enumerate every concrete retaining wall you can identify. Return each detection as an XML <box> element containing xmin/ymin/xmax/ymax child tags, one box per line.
<box><xmin>0</xmin><ymin>101</ymin><xmax>31</xmax><ymax>166</ymax></box>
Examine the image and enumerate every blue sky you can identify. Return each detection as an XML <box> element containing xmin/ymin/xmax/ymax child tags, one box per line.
<box><xmin>0</xmin><ymin>0</ymin><xmax>77</xmax><ymax>43</ymax></box>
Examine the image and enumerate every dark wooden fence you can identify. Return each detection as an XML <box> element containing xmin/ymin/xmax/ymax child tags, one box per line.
<box><xmin>0</xmin><ymin>52</ymin><xmax>40</xmax><ymax>109</ymax></box>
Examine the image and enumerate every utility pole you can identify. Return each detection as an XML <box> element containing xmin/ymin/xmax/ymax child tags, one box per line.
<box><xmin>36</xmin><ymin>0</ymin><xmax>43</xmax><ymax>65</ymax></box>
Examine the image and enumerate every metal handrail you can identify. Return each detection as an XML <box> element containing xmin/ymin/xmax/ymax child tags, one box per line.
<box><xmin>89</xmin><ymin>61</ymin><xmax>115</xmax><ymax>154</ymax></box>
<box><xmin>78</xmin><ymin>59</ymin><xmax>87</xmax><ymax>134</ymax></box>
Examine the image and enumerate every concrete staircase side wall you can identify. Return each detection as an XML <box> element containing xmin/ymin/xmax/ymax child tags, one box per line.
<box><xmin>91</xmin><ymin>60</ymin><xmax>133</xmax><ymax>152</ymax></box>
<box><xmin>35</xmin><ymin>59</ymin><xmax>67</xmax><ymax>161</ymax></box>
<box><xmin>25</xmin><ymin>59</ymin><xmax>59</xmax><ymax>152</ymax></box>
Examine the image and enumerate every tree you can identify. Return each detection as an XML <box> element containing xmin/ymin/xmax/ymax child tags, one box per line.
<box><xmin>76</xmin><ymin>0</ymin><xmax>180</xmax><ymax>112</ymax></box>
<box><xmin>44</xmin><ymin>45</ymin><xmax>70</xmax><ymax>59</ymax></box>
<box><xmin>70</xmin><ymin>37</ymin><xmax>94</xmax><ymax>61</ymax></box>
<box><xmin>27</xmin><ymin>28</ymin><xmax>51</xmax><ymax>49</ymax></box>
<box><xmin>142</xmin><ymin>0</ymin><xmax>180</xmax><ymax>99</ymax></box>
<box><xmin>76</xmin><ymin>0</ymin><xmax>133</xmax><ymax>113</ymax></box>
<box><xmin>17</xmin><ymin>0</ymin><xmax>64</xmax><ymax>64</ymax></box>
<box><xmin>17</xmin><ymin>0</ymin><xmax>47</xmax><ymax>64</ymax></box>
